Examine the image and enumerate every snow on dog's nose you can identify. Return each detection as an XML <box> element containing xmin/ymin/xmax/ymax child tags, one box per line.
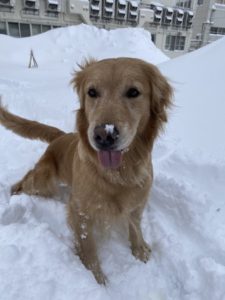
<box><xmin>94</xmin><ymin>124</ymin><xmax>119</xmax><ymax>150</ymax></box>
<box><xmin>94</xmin><ymin>124</ymin><xmax>122</xmax><ymax>169</ymax></box>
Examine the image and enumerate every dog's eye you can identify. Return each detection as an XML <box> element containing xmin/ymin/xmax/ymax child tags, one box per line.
<box><xmin>88</xmin><ymin>88</ymin><xmax>98</xmax><ymax>98</ymax></box>
<box><xmin>126</xmin><ymin>88</ymin><xmax>140</xmax><ymax>98</ymax></box>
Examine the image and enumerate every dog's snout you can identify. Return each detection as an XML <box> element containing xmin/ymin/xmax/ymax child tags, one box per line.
<box><xmin>94</xmin><ymin>124</ymin><xmax>119</xmax><ymax>150</ymax></box>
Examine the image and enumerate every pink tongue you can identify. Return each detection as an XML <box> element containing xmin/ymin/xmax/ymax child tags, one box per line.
<box><xmin>98</xmin><ymin>150</ymin><xmax>122</xmax><ymax>169</ymax></box>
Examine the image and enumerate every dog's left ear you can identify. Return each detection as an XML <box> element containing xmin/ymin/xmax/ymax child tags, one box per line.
<box><xmin>144</xmin><ymin>63</ymin><xmax>173</xmax><ymax>129</ymax></box>
<box><xmin>71</xmin><ymin>59</ymin><xmax>97</xmax><ymax>108</ymax></box>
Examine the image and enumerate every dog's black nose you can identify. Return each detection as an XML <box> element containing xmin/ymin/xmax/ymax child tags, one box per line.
<box><xmin>94</xmin><ymin>124</ymin><xmax>119</xmax><ymax>150</ymax></box>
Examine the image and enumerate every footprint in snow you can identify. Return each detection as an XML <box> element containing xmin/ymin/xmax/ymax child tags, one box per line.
<box><xmin>0</xmin><ymin>184</ymin><xmax>11</xmax><ymax>203</ymax></box>
<box><xmin>0</xmin><ymin>203</ymin><xmax>26</xmax><ymax>225</ymax></box>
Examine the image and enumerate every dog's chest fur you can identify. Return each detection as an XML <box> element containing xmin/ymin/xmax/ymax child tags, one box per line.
<box><xmin>71</xmin><ymin>152</ymin><xmax>152</xmax><ymax>223</ymax></box>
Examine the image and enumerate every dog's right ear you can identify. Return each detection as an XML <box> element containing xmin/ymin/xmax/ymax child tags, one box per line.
<box><xmin>71</xmin><ymin>59</ymin><xmax>97</xmax><ymax>109</ymax></box>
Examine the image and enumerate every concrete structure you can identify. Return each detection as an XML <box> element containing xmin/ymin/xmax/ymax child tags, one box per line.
<box><xmin>0</xmin><ymin>0</ymin><xmax>194</xmax><ymax>57</ymax></box>
<box><xmin>139</xmin><ymin>0</ymin><xmax>194</xmax><ymax>58</ymax></box>
<box><xmin>88</xmin><ymin>0</ymin><xmax>194</xmax><ymax>57</ymax></box>
<box><xmin>0</xmin><ymin>0</ymin><xmax>90</xmax><ymax>37</ymax></box>
<box><xmin>190</xmin><ymin>0</ymin><xmax>225</xmax><ymax>50</ymax></box>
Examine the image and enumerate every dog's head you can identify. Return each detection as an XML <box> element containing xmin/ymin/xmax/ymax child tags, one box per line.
<box><xmin>72</xmin><ymin>58</ymin><xmax>172</xmax><ymax>170</ymax></box>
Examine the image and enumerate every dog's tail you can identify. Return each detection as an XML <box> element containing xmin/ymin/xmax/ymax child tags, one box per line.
<box><xmin>0</xmin><ymin>100</ymin><xmax>65</xmax><ymax>143</ymax></box>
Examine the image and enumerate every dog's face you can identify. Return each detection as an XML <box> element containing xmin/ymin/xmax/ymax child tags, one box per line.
<box><xmin>73</xmin><ymin>58</ymin><xmax>172</xmax><ymax>169</ymax></box>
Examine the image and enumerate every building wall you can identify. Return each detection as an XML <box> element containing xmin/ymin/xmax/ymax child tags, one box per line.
<box><xmin>213</xmin><ymin>3</ymin><xmax>225</xmax><ymax>27</ymax></box>
<box><xmin>190</xmin><ymin>0</ymin><xmax>225</xmax><ymax>49</ymax></box>
<box><xmin>142</xmin><ymin>23</ymin><xmax>193</xmax><ymax>58</ymax></box>
<box><xmin>191</xmin><ymin>0</ymin><xmax>212</xmax><ymax>43</ymax></box>
<box><xmin>0</xmin><ymin>0</ymin><xmax>87</xmax><ymax>37</ymax></box>
<box><xmin>0</xmin><ymin>0</ymin><xmax>194</xmax><ymax>58</ymax></box>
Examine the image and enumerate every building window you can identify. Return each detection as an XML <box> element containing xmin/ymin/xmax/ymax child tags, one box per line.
<box><xmin>151</xmin><ymin>34</ymin><xmax>156</xmax><ymax>44</ymax></box>
<box><xmin>176</xmin><ymin>0</ymin><xmax>192</xmax><ymax>8</ymax></box>
<box><xmin>91</xmin><ymin>0</ymin><xmax>100</xmax><ymax>5</ymax></box>
<box><xmin>210</xmin><ymin>27</ymin><xmax>225</xmax><ymax>35</ymax></box>
<box><xmin>176</xmin><ymin>36</ymin><xmax>186</xmax><ymax>50</ymax></box>
<box><xmin>0</xmin><ymin>0</ymin><xmax>14</xmax><ymax>9</ymax></box>
<box><xmin>165</xmin><ymin>35</ymin><xmax>174</xmax><ymax>50</ymax></box>
<box><xmin>0</xmin><ymin>21</ymin><xmax>7</xmax><ymax>34</ymax></box>
<box><xmin>23</xmin><ymin>0</ymin><xmax>39</xmax><ymax>15</ymax></box>
<box><xmin>20</xmin><ymin>23</ymin><xmax>31</xmax><ymax>37</ymax></box>
<box><xmin>32</xmin><ymin>24</ymin><xmax>41</xmax><ymax>35</ymax></box>
<box><xmin>2</xmin><ymin>22</ymin><xmax>54</xmax><ymax>37</ymax></box>
<box><xmin>47</xmin><ymin>3</ymin><xmax>58</xmax><ymax>11</ymax></box>
<box><xmin>197</xmin><ymin>0</ymin><xmax>204</xmax><ymax>5</ymax></box>
<box><xmin>165</xmin><ymin>35</ymin><xmax>186</xmax><ymax>51</ymax></box>
<box><xmin>0</xmin><ymin>2</ymin><xmax>13</xmax><ymax>12</ymax></box>
<box><xmin>42</xmin><ymin>25</ymin><xmax>51</xmax><ymax>32</ymax></box>
<box><xmin>8</xmin><ymin>22</ymin><xmax>20</xmax><ymax>37</ymax></box>
<box><xmin>46</xmin><ymin>11</ymin><xmax>59</xmax><ymax>17</ymax></box>
<box><xmin>0</xmin><ymin>0</ymin><xmax>11</xmax><ymax>4</ymax></box>
<box><xmin>210</xmin><ymin>27</ymin><xmax>217</xmax><ymax>34</ymax></box>
<box><xmin>24</xmin><ymin>0</ymin><xmax>37</xmax><ymax>9</ymax></box>
<box><xmin>118</xmin><ymin>2</ymin><xmax>126</xmax><ymax>9</ymax></box>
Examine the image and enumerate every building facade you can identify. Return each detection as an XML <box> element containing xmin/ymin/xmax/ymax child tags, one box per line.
<box><xmin>0</xmin><ymin>0</ymin><xmax>194</xmax><ymax>57</ymax></box>
<box><xmin>190</xmin><ymin>0</ymin><xmax>225</xmax><ymax>50</ymax></box>
<box><xmin>0</xmin><ymin>0</ymin><xmax>90</xmax><ymax>37</ymax></box>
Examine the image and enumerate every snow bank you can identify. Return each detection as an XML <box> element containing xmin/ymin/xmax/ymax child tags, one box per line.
<box><xmin>0</xmin><ymin>24</ymin><xmax>168</xmax><ymax>67</ymax></box>
<box><xmin>0</xmin><ymin>25</ymin><xmax>225</xmax><ymax>300</ymax></box>
<box><xmin>159</xmin><ymin>36</ymin><xmax>225</xmax><ymax>161</ymax></box>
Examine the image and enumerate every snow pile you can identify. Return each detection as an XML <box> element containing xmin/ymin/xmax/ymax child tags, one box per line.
<box><xmin>160</xmin><ymin>36</ymin><xmax>225</xmax><ymax>160</ymax></box>
<box><xmin>0</xmin><ymin>24</ymin><xmax>168</xmax><ymax>67</ymax></box>
<box><xmin>0</xmin><ymin>25</ymin><xmax>225</xmax><ymax>300</ymax></box>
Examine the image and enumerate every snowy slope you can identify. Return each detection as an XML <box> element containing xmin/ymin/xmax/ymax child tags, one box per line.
<box><xmin>153</xmin><ymin>37</ymin><xmax>225</xmax><ymax>299</ymax></box>
<box><xmin>160</xmin><ymin>36</ymin><xmax>225</xmax><ymax>160</ymax></box>
<box><xmin>0</xmin><ymin>25</ymin><xmax>225</xmax><ymax>300</ymax></box>
<box><xmin>0</xmin><ymin>24</ymin><xmax>168</xmax><ymax>66</ymax></box>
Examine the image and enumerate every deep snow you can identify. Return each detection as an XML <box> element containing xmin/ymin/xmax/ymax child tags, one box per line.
<box><xmin>0</xmin><ymin>25</ymin><xmax>225</xmax><ymax>300</ymax></box>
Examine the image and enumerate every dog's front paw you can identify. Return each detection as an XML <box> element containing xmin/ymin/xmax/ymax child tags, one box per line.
<box><xmin>11</xmin><ymin>182</ymin><xmax>23</xmax><ymax>195</ymax></box>
<box><xmin>81</xmin><ymin>256</ymin><xmax>108</xmax><ymax>285</ymax></box>
<box><xmin>131</xmin><ymin>241</ymin><xmax>151</xmax><ymax>263</ymax></box>
<box><xmin>93</xmin><ymin>269</ymin><xmax>108</xmax><ymax>285</ymax></box>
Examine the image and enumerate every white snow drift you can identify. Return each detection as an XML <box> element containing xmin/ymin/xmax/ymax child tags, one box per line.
<box><xmin>0</xmin><ymin>25</ymin><xmax>225</xmax><ymax>300</ymax></box>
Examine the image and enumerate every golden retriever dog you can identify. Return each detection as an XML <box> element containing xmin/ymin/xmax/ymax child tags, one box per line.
<box><xmin>0</xmin><ymin>57</ymin><xmax>172</xmax><ymax>284</ymax></box>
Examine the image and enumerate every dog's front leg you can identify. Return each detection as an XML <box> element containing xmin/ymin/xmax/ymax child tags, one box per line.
<box><xmin>129</xmin><ymin>208</ymin><xmax>151</xmax><ymax>263</ymax></box>
<box><xmin>68</xmin><ymin>201</ymin><xmax>107</xmax><ymax>285</ymax></box>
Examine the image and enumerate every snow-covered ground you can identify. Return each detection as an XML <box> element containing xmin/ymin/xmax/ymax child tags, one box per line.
<box><xmin>0</xmin><ymin>24</ymin><xmax>225</xmax><ymax>300</ymax></box>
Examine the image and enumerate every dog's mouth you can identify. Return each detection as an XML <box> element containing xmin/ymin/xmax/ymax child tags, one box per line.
<box><xmin>97</xmin><ymin>150</ymin><xmax>123</xmax><ymax>169</ymax></box>
<box><xmin>89</xmin><ymin>123</ymin><xmax>131</xmax><ymax>169</ymax></box>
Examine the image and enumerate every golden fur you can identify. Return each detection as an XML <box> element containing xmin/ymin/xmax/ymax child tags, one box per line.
<box><xmin>0</xmin><ymin>58</ymin><xmax>172</xmax><ymax>284</ymax></box>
